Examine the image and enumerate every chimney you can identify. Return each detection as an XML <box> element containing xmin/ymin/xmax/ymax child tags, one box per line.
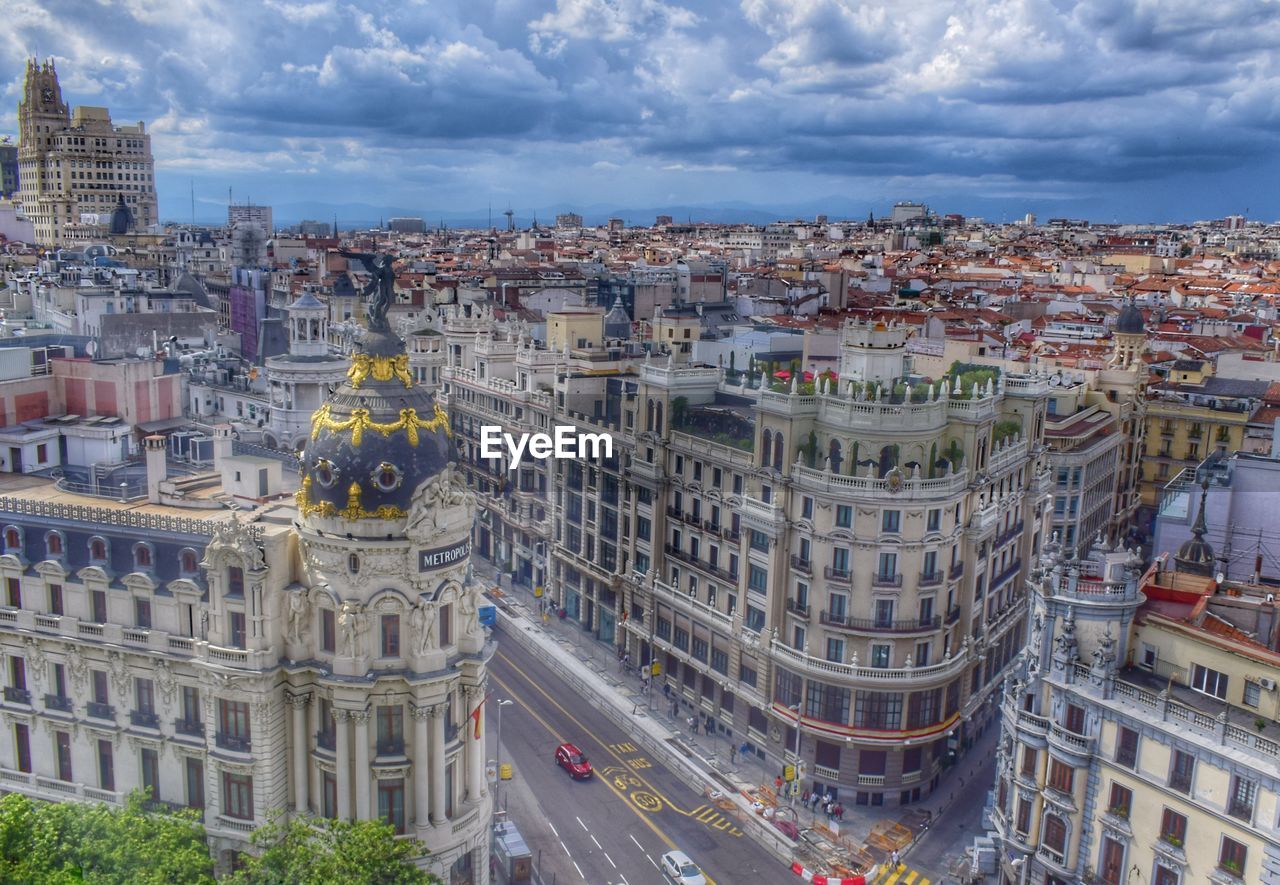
<box><xmin>144</xmin><ymin>435</ymin><xmax>166</xmax><ymax>504</ymax></box>
<box><xmin>213</xmin><ymin>424</ymin><xmax>234</xmax><ymax>469</ymax></box>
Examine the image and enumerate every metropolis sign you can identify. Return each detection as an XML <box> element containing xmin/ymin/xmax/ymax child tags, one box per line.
<box><xmin>418</xmin><ymin>539</ymin><xmax>472</xmax><ymax>572</ymax></box>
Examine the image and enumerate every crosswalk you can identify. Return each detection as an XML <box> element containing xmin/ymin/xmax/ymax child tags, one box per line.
<box><xmin>878</xmin><ymin>864</ymin><xmax>931</xmax><ymax>885</ymax></box>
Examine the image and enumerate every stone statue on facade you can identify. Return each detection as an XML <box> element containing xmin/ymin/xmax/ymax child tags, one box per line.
<box><xmin>339</xmin><ymin>250</ymin><xmax>395</xmax><ymax>333</ymax></box>
<box><xmin>405</xmin><ymin>464</ymin><xmax>475</xmax><ymax>545</ymax></box>
<box><xmin>410</xmin><ymin>600</ymin><xmax>438</xmax><ymax>654</ymax></box>
<box><xmin>286</xmin><ymin>587</ymin><xmax>309</xmax><ymax>644</ymax></box>
<box><xmin>338</xmin><ymin>600</ymin><xmax>365</xmax><ymax>656</ymax></box>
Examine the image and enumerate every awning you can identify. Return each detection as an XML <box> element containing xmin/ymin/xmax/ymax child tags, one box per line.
<box><xmin>136</xmin><ymin>417</ymin><xmax>190</xmax><ymax>433</ymax></box>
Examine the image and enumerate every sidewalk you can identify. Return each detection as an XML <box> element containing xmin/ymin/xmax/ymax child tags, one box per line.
<box><xmin>476</xmin><ymin>561</ymin><xmax>993</xmax><ymax>883</ymax></box>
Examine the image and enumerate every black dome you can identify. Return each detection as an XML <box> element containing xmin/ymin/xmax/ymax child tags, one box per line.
<box><xmin>1116</xmin><ymin>301</ymin><xmax>1145</xmax><ymax>335</ymax></box>
<box><xmin>109</xmin><ymin>194</ymin><xmax>133</xmax><ymax>235</ymax></box>
<box><xmin>297</xmin><ymin>329</ymin><xmax>452</xmax><ymax>526</ymax></box>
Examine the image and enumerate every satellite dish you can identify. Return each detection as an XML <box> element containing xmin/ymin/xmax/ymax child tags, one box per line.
<box><xmin>1216</xmin><ymin>572</ymin><xmax>1226</xmax><ymax>585</ymax></box>
<box><xmin>1048</xmin><ymin>373</ymin><xmax>1062</xmax><ymax>387</ymax></box>
<box><xmin>85</xmin><ymin>340</ymin><xmax>98</xmax><ymax>357</ymax></box>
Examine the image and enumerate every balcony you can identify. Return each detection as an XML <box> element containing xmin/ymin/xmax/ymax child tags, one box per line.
<box><xmin>86</xmin><ymin>701</ymin><xmax>115</xmax><ymax>720</ymax></box>
<box><xmin>44</xmin><ymin>694</ymin><xmax>73</xmax><ymax>713</ymax></box>
<box><xmin>946</xmin><ymin>605</ymin><xmax>961</xmax><ymax>625</ymax></box>
<box><xmin>3</xmin><ymin>687</ymin><xmax>31</xmax><ymax>705</ymax></box>
<box><xmin>919</xmin><ymin>570</ymin><xmax>944</xmax><ymax>587</ymax></box>
<box><xmin>949</xmin><ymin>562</ymin><xmax>965</xmax><ymax>580</ymax></box>
<box><xmin>703</xmin><ymin>520</ymin><xmax>721</xmax><ymax>534</ymax></box>
<box><xmin>824</xmin><ymin>566</ymin><xmax>852</xmax><ymax>584</ymax></box>
<box><xmin>666</xmin><ymin>505</ymin><xmax>682</xmax><ymax>520</ymax></box>
<box><xmin>130</xmin><ymin>710</ymin><xmax>160</xmax><ymax>730</ymax></box>
<box><xmin>376</xmin><ymin>738</ymin><xmax>406</xmax><ymax>757</ymax></box>
<box><xmin>786</xmin><ymin>598</ymin><xmax>811</xmax><ymax>617</ymax></box>
<box><xmin>872</xmin><ymin>573</ymin><xmax>904</xmax><ymax>588</ymax></box>
<box><xmin>215</xmin><ymin>732</ymin><xmax>252</xmax><ymax>753</ymax></box>
<box><xmin>315</xmin><ymin>730</ymin><xmax>336</xmax><ymax>752</ymax></box>
<box><xmin>174</xmin><ymin>718</ymin><xmax>204</xmax><ymax>738</ymax></box>
<box><xmin>1048</xmin><ymin>723</ymin><xmax>1096</xmax><ymax>760</ymax></box>
<box><xmin>822</xmin><ymin>611</ymin><xmax>941</xmax><ymax>633</ymax></box>
<box><xmin>790</xmin><ymin>555</ymin><xmax>813</xmax><ymax>575</ymax></box>
<box><xmin>1227</xmin><ymin>799</ymin><xmax>1253</xmax><ymax>822</ymax></box>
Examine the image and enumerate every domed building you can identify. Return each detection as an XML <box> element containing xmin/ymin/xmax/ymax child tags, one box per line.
<box><xmin>262</xmin><ymin>291</ymin><xmax>349</xmax><ymax>451</ymax></box>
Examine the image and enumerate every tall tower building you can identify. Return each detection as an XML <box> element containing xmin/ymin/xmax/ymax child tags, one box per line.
<box><xmin>17</xmin><ymin>58</ymin><xmax>159</xmax><ymax>247</ymax></box>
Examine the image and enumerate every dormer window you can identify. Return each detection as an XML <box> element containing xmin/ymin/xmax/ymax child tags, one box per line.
<box><xmin>133</xmin><ymin>543</ymin><xmax>153</xmax><ymax>570</ymax></box>
<box><xmin>227</xmin><ymin>566</ymin><xmax>244</xmax><ymax>598</ymax></box>
<box><xmin>349</xmin><ymin>553</ymin><xmax>360</xmax><ymax>574</ymax></box>
<box><xmin>180</xmin><ymin>549</ymin><xmax>199</xmax><ymax>576</ymax></box>
<box><xmin>3</xmin><ymin>527</ymin><xmax>21</xmax><ymax>552</ymax></box>
<box><xmin>89</xmin><ymin>537</ymin><xmax>107</xmax><ymax>563</ymax></box>
<box><xmin>46</xmin><ymin>532</ymin><xmax>63</xmax><ymax>557</ymax></box>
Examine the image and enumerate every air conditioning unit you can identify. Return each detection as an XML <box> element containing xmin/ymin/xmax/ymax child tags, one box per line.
<box><xmin>1260</xmin><ymin>677</ymin><xmax>1276</xmax><ymax>691</ymax></box>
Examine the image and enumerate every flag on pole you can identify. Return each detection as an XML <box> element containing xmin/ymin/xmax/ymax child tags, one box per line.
<box><xmin>470</xmin><ymin>691</ymin><xmax>494</xmax><ymax>739</ymax></box>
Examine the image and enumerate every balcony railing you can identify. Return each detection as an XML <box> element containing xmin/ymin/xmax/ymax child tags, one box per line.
<box><xmin>790</xmin><ymin>555</ymin><xmax>813</xmax><ymax>575</ymax></box>
<box><xmin>174</xmin><ymin>718</ymin><xmax>204</xmax><ymax>738</ymax></box>
<box><xmin>946</xmin><ymin>605</ymin><xmax>961</xmax><ymax>625</ymax></box>
<box><xmin>86</xmin><ymin>701</ymin><xmax>115</xmax><ymax>720</ymax></box>
<box><xmin>786</xmin><ymin>598</ymin><xmax>810</xmax><ymax>617</ymax></box>
<box><xmin>704</xmin><ymin>520</ymin><xmax>721</xmax><ymax>534</ymax></box>
<box><xmin>822</xmin><ymin>611</ymin><xmax>941</xmax><ymax>633</ymax></box>
<box><xmin>949</xmin><ymin>562</ymin><xmax>965</xmax><ymax>580</ymax></box>
<box><xmin>1227</xmin><ymin>800</ymin><xmax>1253</xmax><ymax>822</ymax></box>
<box><xmin>3</xmin><ymin>687</ymin><xmax>31</xmax><ymax>705</ymax></box>
<box><xmin>919</xmin><ymin>570</ymin><xmax>944</xmax><ymax>587</ymax></box>
<box><xmin>44</xmin><ymin>694</ymin><xmax>73</xmax><ymax>713</ymax></box>
<box><xmin>215</xmin><ymin>732</ymin><xmax>252</xmax><ymax>753</ymax></box>
<box><xmin>824</xmin><ymin>566</ymin><xmax>852</xmax><ymax>584</ymax></box>
<box><xmin>376</xmin><ymin>738</ymin><xmax>406</xmax><ymax>756</ymax></box>
<box><xmin>130</xmin><ymin>710</ymin><xmax>160</xmax><ymax>729</ymax></box>
<box><xmin>872</xmin><ymin>573</ymin><xmax>903</xmax><ymax>588</ymax></box>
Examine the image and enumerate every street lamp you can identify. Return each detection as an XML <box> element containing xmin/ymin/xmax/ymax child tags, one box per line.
<box><xmin>1010</xmin><ymin>857</ymin><xmax>1030</xmax><ymax>885</ymax></box>
<box><xmin>493</xmin><ymin>698</ymin><xmax>513</xmax><ymax>810</ymax></box>
<box><xmin>790</xmin><ymin>702</ymin><xmax>802</xmax><ymax>808</ymax></box>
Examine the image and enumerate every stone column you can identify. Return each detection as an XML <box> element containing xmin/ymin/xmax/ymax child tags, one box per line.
<box><xmin>466</xmin><ymin>689</ymin><xmax>485</xmax><ymax>802</ymax></box>
<box><xmin>334</xmin><ymin>709</ymin><xmax>351</xmax><ymax>820</ymax></box>
<box><xmin>429</xmin><ymin>704</ymin><xmax>446</xmax><ymax>824</ymax></box>
<box><xmin>352</xmin><ymin>708</ymin><xmax>372</xmax><ymax>820</ymax></box>
<box><xmin>287</xmin><ymin>692</ymin><xmax>310</xmax><ymax>813</ymax></box>
<box><xmin>412</xmin><ymin>704</ymin><xmax>431</xmax><ymax>828</ymax></box>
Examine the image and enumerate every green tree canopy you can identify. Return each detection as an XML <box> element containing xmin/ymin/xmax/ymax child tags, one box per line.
<box><xmin>226</xmin><ymin>815</ymin><xmax>439</xmax><ymax>885</ymax></box>
<box><xmin>0</xmin><ymin>791</ymin><xmax>215</xmax><ymax>885</ymax></box>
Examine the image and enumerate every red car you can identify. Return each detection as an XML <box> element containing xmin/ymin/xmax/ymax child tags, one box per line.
<box><xmin>555</xmin><ymin>743</ymin><xmax>593</xmax><ymax>779</ymax></box>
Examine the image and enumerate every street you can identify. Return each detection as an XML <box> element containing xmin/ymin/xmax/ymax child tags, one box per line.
<box><xmin>489</xmin><ymin>626</ymin><xmax>786</xmax><ymax>885</ymax></box>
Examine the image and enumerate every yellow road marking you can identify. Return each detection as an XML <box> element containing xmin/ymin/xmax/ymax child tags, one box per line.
<box><xmin>491</xmin><ymin>666</ymin><xmax>722</xmax><ymax>884</ymax></box>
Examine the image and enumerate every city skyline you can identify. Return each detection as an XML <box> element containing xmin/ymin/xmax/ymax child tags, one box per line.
<box><xmin>7</xmin><ymin>0</ymin><xmax>1280</xmax><ymax>224</ymax></box>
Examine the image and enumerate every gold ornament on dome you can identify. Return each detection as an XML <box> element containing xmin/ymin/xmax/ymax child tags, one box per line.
<box><xmin>347</xmin><ymin>352</ymin><xmax>413</xmax><ymax>389</ymax></box>
<box><xmin>295</xmin><ymin>475</ymin><xmax>407</xmax><ymax>521</ymax></box>
<box><xmin>310</xmin><ymin>401</ymin><xmax>451</xmax><ymax>447</ymax></box>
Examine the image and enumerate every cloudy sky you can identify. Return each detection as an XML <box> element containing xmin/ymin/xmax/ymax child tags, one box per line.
<box><xmin>5</xmin><ymin>0</ymin><xmax>1280</xmax><ymax>224</ymax></box>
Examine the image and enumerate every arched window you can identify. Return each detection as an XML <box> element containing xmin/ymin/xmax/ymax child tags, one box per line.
<box><xmin>773</xmin><ymin>437</ymin><xmax>784</xmax><ymax>472</ymax></box>
<box><xmin>761</xmin><ymin>430</ymin><xmax>773</xmax><ymax>468</ymax></box>
<box><xmin>3</xmin><ymin>527</ymin><xmax>19</xmax><ymax>552</ymax></box>
<box><xmin>828</xmin><ymin>440</ymin><xmax>842</xmax><ymax>474</ymax></box>
<box><xmin>349</xmin><ymin>553</ymin><xmax>360</xmax><ymax>574</ymax></box>
<box><xmin>46</xmin><ymin>532</ymin><xmax>63</xmax><ymax>556</ymax></box>
<box><xmin>89</xmin><ymin>537</ymin><xmax>107</xmax><ymax>562</ymax></box>
<box><xmin>134</xmin><ymin>544</ymin><xmax>152</xmax><ymax>569</ymax></box>
<box><xmin>180</xmin><ymin>549</ymin><xmax>199</xmax><ymax>575</ymax></box>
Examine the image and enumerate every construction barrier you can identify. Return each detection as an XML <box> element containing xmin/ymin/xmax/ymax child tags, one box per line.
<box><xmin>790</xmin><ymin>860</ymin><xmax>867</xmax><ymax>885</ymax></box>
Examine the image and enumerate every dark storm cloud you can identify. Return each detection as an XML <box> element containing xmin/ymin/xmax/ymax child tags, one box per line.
<box><xmin>5</xmin><ymin>0</ymin><xmax>1280</xmax><ymax>218</ymax></box>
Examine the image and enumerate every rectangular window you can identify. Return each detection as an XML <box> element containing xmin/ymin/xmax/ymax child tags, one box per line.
<box><xmin>748</xmin><ymin>564</ymin><xmax>768</xmax><ymax>594</ymax></box>
<box><xmin>376</xmin><ymin>705</ymin><xmax>405</xmax><ymax>755</ymax></box>
<box><xmin>91</xmin><ymin>589</ymin><xmax>107</xmax><ymax>623</ymax></box>
<box><xmin>1021</xmin><ymin>747</ymin><xmax>1038</xmax><ymax>778</ymax></box>
<box><xmin>1108</xmin><ymin>782</ymin><xmax>1132</xmax><ymax>818</ymax></box>
<box><xmin>1048</xmin><ymin>759</ymin><xmax>1074</xmax><ymax>793</ymax></box>
<box><xmin>1160</xmin><ymin>808</ymin><xmax>1186</xmax><ymax>845</ymax></box>
<box><xmin>440</xmin><ymin>604</ymin><xmax>452</xmax><ymax>646</ymax></box>
<box><xmin>1228</xmin><ymin>775</ymin><xmax>1256</xmax><ymax>822</ymax></box>
<box><xmin>378</xmin><ymin>779</ymin><xmax>406</xmax><ymax>834</ymax></box>
<box><xmin>853</xmin><ymin>691</ymin><xmax>902</xmax><ymax>729</ymax></box>
<box><xmin>218</xmin><ymin>699</ymin><xmax>251</xmax><ymax>746</ymax></box>
<box><xmin>1015</xmin><ymin>797</ymin><xmax>1031</xmax><ymax>834</ymax></box>
<box><xmin>48</xmin><ymin>584</ymin><xmax>63</xmax><ymax>615</ymax></box>
<box><xmin>1100</xmin><ymin>837</ymin><xmax>1125</xmax><ymax>885</ymax></box>
<box><xmin>92</xmin><ymin>669</ymin><xmax>109</xmax><ymax>705</ymax></box>
<box><xmin>1244</xmin><ymin>680</ymin><xmax>1261</xmax><ymax>707</ymax></box>
<box><xmin>1169</xmin><ymin>750</ymin><xmax>1194</xmax><ymax>794</ymax></box>
<box><xmin>1064</xmin><ymin>703</ymin><xmax>1085</xmax><ymax>734</ymax></box>
<box><xmin>881</xmin><ymin>510</ymin><xmax>900</xmax><ymax>533</ymax></box>
<box><xmin>135</xmin><ymin>678</ymin><xmax>155</xmax><ymax>715</ymax></box>
<box><xmin>1191</xmin><ymin>663</ymin><xmax>1228</xmax><ymax>699</ymax></box>
<box><xmin>182</xmin><ymin>686</ymin><xmax>200</xmax><ymax>724</ymax></box>
<box><xmin>825</xmin><ymin>638</ymin><xmax>844</xmax><ymax>662</ymax></box>
<box><xmin>229</xmin><ymin>611</ymin><xmax>246</xmax><ymax>649</ymax></box>
<box><xmin>877</xmin><ymin>552</ymin><xmax>897</xmax><ymax>579</ymax></box>
<box><xmin>141</xmin><ymin>747</ymin><xmax>160</xmax><ymax>801</ymax></box>
<box><xmin>227</xmin><ymin>567</ymin><xmax>244</xmax><ymax>597</ymax></box>
<box><xmin>98</xmin><ymin>739</ymin><xmax>114</xmax><ymax>791</ymax></box>
<box><xmin>836</xmin><ymin>505</ymin><xmax>852</xmax><ymax>528</ymax></box>
<box><xmin>322</xmin><ymin>771</ymin><xmax>337</xmax><ymax>818</ymax></box>
<box><xmin>871</xmin><ymin>644</ymin><xmax>890</xmax><ymax>668</ymax></box>
<box><xmin>185</xmin><ymin>758</ymin><xmax>205</xmax><ymax>809</ymax></box>
<box><xmin>321</xmin><ymin>609</ymin><xmax>335</xmax><ymax>653</ymax></box>
<box><xmin>739</xmin><ymin>663</ymin><xmax>758</xmax><ymax>687</ymax></box>
<box><xmin>1115</xmin><ymin>726</ymin><xmax>1138</xmax><ymax>768</ymax></box>
<box><xmin>55</xmin><ymin>730</ymin><xmax>72</xmax><ymax>781</ymax></box>
<box><xmin>802</xmin><ymin>497</ymin><xmax>813</xmax><ymax>520</ymax></box>
<box><xmin>381</xmin><ymin>614</ymin><xmax>400</xmax><ymax>657</ymax></box>
<box><xmin>222</xmin><ymin>772</ymin><xmax>254</xmax><ymax>820</ymax></box>
<box><xmin>1042</xmin><ymin>814</ymin><xmax>1066</xmax><ymax>854</ymax></box>
<box><xmin>710</xmin><ymin>648</ymin><xmax>729</xmax><ymax>675</ymax></box>
<box><xmin>1219</xmin><ymin>836</ymin><xmax>1247</xmax><ymax>877</ymax></box>
<box><xmin>6</xmin><ymin>577</ymin><xmax>19</xmax><ymax>608</ymax></box>
<box><xmin>749</xmin><ymin>530</ymin><xmax>769</xmax><ymax>552</ymax></box>
<box><xmin>927</xmin><ymin>509</ymin><xmax>941</xmax><ymax>532</ymax></box>
<box><xmin>14</xmin><ymin>723</ymin><xmax>30</xmax><ymax>773</ymax></box>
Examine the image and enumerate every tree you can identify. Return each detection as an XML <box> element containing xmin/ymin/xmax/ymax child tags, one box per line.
<box><xmin>0</xmin><ymin>791</ymin><xmax>215</xmax><ymax>884</ymax></box>
<box><xmin>226</xmin><ymin>815</ymin><xmax>439</xmax><ymax>885</ymax></box>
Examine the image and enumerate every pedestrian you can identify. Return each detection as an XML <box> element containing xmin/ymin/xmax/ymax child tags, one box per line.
<box><xmin>809</xmin><ymin>791</ymin><xmax>820</xmax><ymax>813</ymax></box>
<box><xmin>891</xmin><ymin>849</ymin><xmax>900</xmax><ymax>870</ymax></box>
<box><xmin>704</xmin><ymin>716</ymin><xmax>714</xmax><ymax>735</ymax></box>
<box><xmin>687</xmin><ymin>716</ymin><xmax>696</xmax><ymax>735</ymax></box>
<box><xmin>834</xmin><ymin>803</ymin><xmax>844</xmax><ymax>821</ymax></box>
<box><xmin>801</xmin><ymin>789</ymin><xmax>810</xmax><ymax>805</ymax></box>
<box><xmin>730</xmin><ymin>744</ymin><xmax>738</xmax><ymax>765</ymax></box>
<box><xmin>774</xmin><ymin>775</ymin><xmax>784</xmax><ymax>792</ymax></box>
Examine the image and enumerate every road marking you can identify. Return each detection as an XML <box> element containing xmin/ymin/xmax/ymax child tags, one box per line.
<box><xmin>629</xmin><ymin>834</ymin><xmax>644</xmax><ymax>851</ymax></box>
<box><xmin>605</xmin><ymin>852</ymin><xmax>617</xmax><ymax>868</ymax></box>
<box><xmin>573</xmin><ymin>861</ymin><xmax>585</xmax><ymax>881</ymax></box>
<box><xmin>647</xmin><ymin>855</ymin><xmax>659</xmax><ymax>870</ymax></box>
<box><xmin>577</xmin><ymin>816</ymin><xmax>589</xmax><ymax>832</ymax></box>
<box><xmin>882</xmin><ymin>868</ymin><xmax>930</xmax><ymax>885</ymax></box>
<box><xmin>549</xmin><ymin>821</ymin><xmax>560</xmax><ymax>839</ymax></box>
<box><xmin>561</xmin><ymin>841</ymin><xmax>571</xmax><ymax>857</ymax></box>
<box><xmin>591</xmin><ymin>834</ymin><xmax>603</xmax><ymax>850</ymax></box>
